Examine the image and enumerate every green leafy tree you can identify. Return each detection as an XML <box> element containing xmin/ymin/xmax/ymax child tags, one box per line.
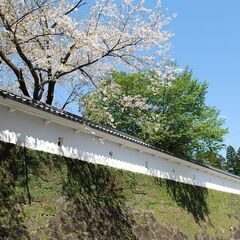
<box><xmin>226</xmin><ymin>145</ymin><xmax>240</xmax><ymax>175</ymax></box>
<box><xmin>195</xmin><ymin>151</ymin><xmax>226</xmax><ymax>169</ymax></box>
<box><xmin>81</xmin><ymin>70</ymin><xmax>227</xmax><ymax>160</ymax></box>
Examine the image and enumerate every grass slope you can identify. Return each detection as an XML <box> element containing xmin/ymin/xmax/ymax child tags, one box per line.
<box><xmin>0</xmin><ymin>141</ymin><xmax>240</xmax><ymax>240</ymax></box>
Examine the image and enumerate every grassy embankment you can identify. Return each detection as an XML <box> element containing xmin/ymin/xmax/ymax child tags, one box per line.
<box><xmin>1</xmin><ymin>140</ymin><xmax>240</xmax><ymax>239</ymax></box>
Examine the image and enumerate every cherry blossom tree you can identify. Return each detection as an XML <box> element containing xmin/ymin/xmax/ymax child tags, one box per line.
<box><xmin>0</xmin><ymin>0</ymin><xmax>175</xmax><ymax>105</ymax></box>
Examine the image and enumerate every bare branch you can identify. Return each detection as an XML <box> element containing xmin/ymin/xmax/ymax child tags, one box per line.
<box><xmin>61</xmin><ymin>43</ymin><xmax>76</xmax><ymax>64</ymax></box>
<box><xmin>0</xmin><ymin>49</ymin><xmax>30</xmax><ymax>97</ymax></box>
<box><xmin>9</xmin><ymin>0</ymin><xmax>48</xmax><ymax>29</ymax></box>
<box><xmin>19</xmin><ymin>33</ymin><xmax>63</xmax><ymax>45</ymax></box>
<box><xmin>64</xmin><ymin>0</ymin><xmax>85</xmax><ymax>16</ymax></box>
<box><xmin>0</xmin><ymin>49</ymin><xmax>19</xmax><ymax>78</ymax></box>
<box><xmin>61</xmin><ymin>85</ymin><xmax>79</xmax><ymax>110</ymax></box>
<box><xmin>51</xmin><ymin>1</ymin><xmax>86</xmax><ymax>28</ymax></box>
<box><xmin>56</xmin><ymin>37</ymin><xmax>143</xmax><ymax>79</ymax></box>
<box><xmin>94</xmin><ymin>0</ymin><xmax>108</xmax><ymax>30</ymax></box>
<box><xmin>0</xmin><ymin>12</ymin><xmax>41</xmax><ymax>99</ymax></box>
<box><xmin>80</xmin><ymin>69</ymin><xmax>98</xmax><ymax>89</ymax></box>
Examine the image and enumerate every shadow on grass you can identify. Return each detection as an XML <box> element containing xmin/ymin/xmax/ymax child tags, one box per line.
<box><xmin>157</xmin><ymin>178</ymin><xmax>209</xmax><ymax>223</ymax></box>
<box><xmin>0</xmin><ymin>141</ymin><xmax>138</xmax><ymax>239</ymax></box>
<box><xmin>0</xmin><ymin>142</ymin><xmax>30</xmax><ymax>239</ymax></box>
<box><xmin>55</xmin><ymin>159</ymin><xmax>137</xmax><ymax>239</ymax></box>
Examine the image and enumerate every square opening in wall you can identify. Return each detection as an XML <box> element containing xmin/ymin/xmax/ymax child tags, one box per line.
<box><xmin>58</xmin><ymin>137</ymin><xmax>64</xmax><ymax>147</ymax></box>
<box><xmin>145</xmin><ymin>161</ymin><xmax>148</xmax><ymax>168</ymax></box>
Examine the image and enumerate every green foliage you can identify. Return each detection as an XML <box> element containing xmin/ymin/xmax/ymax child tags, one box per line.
<box><xmin>196</xmin><ymin>151</ymin><xmax>226</xmax><ymax>169</ymax></box>
<box><xmin>226</xmin><ymin>145</ymin><xmax>240</xmax><ymax>175</ymax></box>
<box><xmin>81</xmin><ymin>70</ymin><xmax>227</xmax><ymax>161</ymax></box>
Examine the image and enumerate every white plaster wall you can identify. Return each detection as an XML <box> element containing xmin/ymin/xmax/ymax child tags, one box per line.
<box><xmin>0</xmin><ymin>102</ymin><xmax>240</xmax><ymax>194</ymax></box>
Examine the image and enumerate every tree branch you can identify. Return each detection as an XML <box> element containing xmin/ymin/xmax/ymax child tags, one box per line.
<box><xmin>64</xmin><ymin>0</ymin><xmax>85</xmax><ymax>16</ymax></box>
<box><xmin>0</xmin><ymin>49</ymin><xmax>30</xmax><ymax>97</ymax></box>
<box><xmin>61</xmin><ymin>43</ymin><xmax>76</xmax><ymax>64</ymax></box>
<box><xmin>19</xmin><ymin>33</ymin><xmax>63</xmax><ymax>45</ymax></box>
<box><xmin>61</xmin><ymin>85</ymin><xmax>79</xmax><ymax>110</ymax></box>
<box><xmin>0</xmin><ymin>13</ymin><xmax>40</xmax><ymax>99</ymax></box>
<box><xmin>9</xmin><ymin>0</ymin><xmax>48</xmax><ymax>29</ymax></box>
<box><xmin>51</xmin><ymin>0</ymin><xmax>86</xmax><ymax>28</ymax></box>
<box><xmin>46</xmin><ymin>80</ymin><xmax>56</xmax><ymax>105</ymax></box>
<box><xmin>55</xmin><ymin>38</ymin><xmax>142</xmax><ymax>79</ymax></box>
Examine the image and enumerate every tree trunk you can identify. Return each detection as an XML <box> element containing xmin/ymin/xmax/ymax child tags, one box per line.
<box><xmin>18</xmin><ymin>70</ymin><xmax>30</xmax><ymax>97</ymax></box>
<box><xmin>33</xmin><ymin>85</ymin><xmax>40</xmax><ymax>100</ymax></box>
<box><xmin>19</xmin><ymin>80</ymin><xmax>30</xmax><ymax>97</ymax></box>
<box><xmin>46</xmin><ymin>81</ymin><xmax>56</xmax><ymax>105</ymax></box>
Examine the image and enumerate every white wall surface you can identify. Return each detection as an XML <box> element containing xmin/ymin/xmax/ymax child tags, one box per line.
<box><xmin>0</xmin><ymin>98</ymin><xmax>240</xmax><ymax>195</ymax></box>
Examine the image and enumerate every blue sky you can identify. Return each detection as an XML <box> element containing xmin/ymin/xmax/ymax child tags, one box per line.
<box><xmin>158</xmin><ymin>0</ymin><xmax>240</xmax><ymax>151</ymax></box>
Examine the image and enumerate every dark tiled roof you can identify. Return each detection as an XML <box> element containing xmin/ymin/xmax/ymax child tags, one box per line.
<box><xmin>0</xmin><ymin>88</ymin><xmax>239</xmax><ymax>181</ymax></box>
